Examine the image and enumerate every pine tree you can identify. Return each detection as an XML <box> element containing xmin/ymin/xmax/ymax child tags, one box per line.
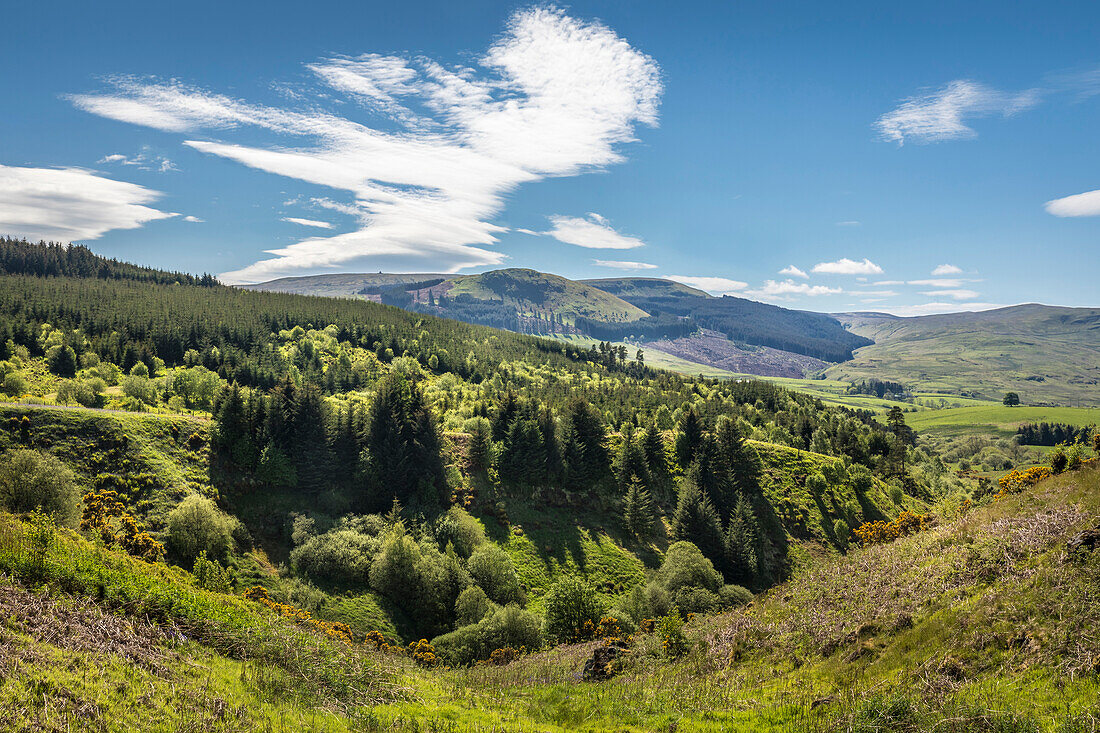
<box><xmin>212</xmin><ymin>383</ymin><xmax>255</xmax><ymax>473</ymax></box>
<box><xmin>361</xmin><ymin>373</ymin><xmax>448</xmax><ymax>511</ymax></box>
<box><xmin>614</xmin><ymin>427</ymin><xmax>652</xmax><ymax>492</ymax></box>
<box><xmin>670</xmin><ymin>478</ymin><xmax>725</xmax><ymax>568</ymax></box>
<box><xmin>290</xmin><ymin>382</ymin><xmax>332</xmax><ymax>494</ymax></box>
<box><xmin>674</xmin><ymin>407</ymin><xmax>704</xmax><ymax>470</ymax></box>
<box><xmin>640</xmin><ymin>422</ymin><xmax>673</xmax><ymax>498</ymax></box>
<box><xmin>465</xmin><ymin>417</ymin><xmax>493</xmax><ymax>475</ymax></box>
<box><xmin>622</xmin><ymin>477</ymin><xmax>655</xmax><ymax>539</ymax></box>
<box><xmin>715</xmin><ymin>415</ymin><xmax>760</xmax><ymax>497</ymax></box>
<box><xmin>724</xmin><ymin>496</ymin><xmax>759</xmax><ymax>587</ymax></box>
<box><xmin>491</xmin><ymin>391</ymin><xmax>520</xmax><ymax>441</ymax></box>
<box><xmin>562</xmin><ymin>397</ymin><xmax>610</xmax><ymax>492</ymax></box>
<box><xmin>500</xmin><ymin>417</ymin><xmax>546</xmax><ymax>486</ymax></box>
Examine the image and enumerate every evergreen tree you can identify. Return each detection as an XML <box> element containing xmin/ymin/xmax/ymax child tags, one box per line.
<box><xmin>715</xmin><ymin>415</ymin><xmax>760</xmax><ymax>497</ymax></box>
<box><xmin>499</xmin><ymin>417</ymin><xmax>547</xmax><ymax>486</ymax></box>
<box><xmin>724</xmin><ymin>496</ymin><xmax>759</xmax><ymax>587</ymax></box>
<box><xmin>614</xmin><ymin>427</ymin><xmax>652</xmax><ymax>492</ymax></box>
<box><xmin>674</xmin><ymin>407</ymin><xmax>704</xmax><ymax>470</ymax></box>
<box><xmin>537</xmin><ymin>404</ymin><xmax>564</xmax><ymax>482</ymax></box>
<box><xmin>561</xmin><ymin>397</ymin><xmax>610</xmax><ymax>492</ymax></box>
<box><xmin>465</xmin><ymin>417</ymin><xmax>493</xmax><ymax>475</ymax></box>
<box><xmin>622</xmin><ymin>476</ymin><xmax>656</xmax><ymax>540</ymax></box>
<box><xmin>290</xmin><ymin>382</ymin><xmax>332</xmax><ymax>494</ymax></box>
<box><xmin>670</xmin><ymin>478</ymin><xmax>725</xmax><ymax>569</ymax></box>
<box><xmin>640</xmin><ymin>422</ymin><xmax>673</xmax><ymax>498</ymax></box>
<box><xmin>491</xmin><ymin>391</ymin><xmax>520</xmax><ymax>441</ymax></box>
<box><xmin>361</xmin><ymin>373</ymin><xmax>448</xmax><ymax>511</ymax></box>
<box><xmin>212</xmin><ymin>383</ymin><xmax>255</xmax><ymax>473</ymax></box>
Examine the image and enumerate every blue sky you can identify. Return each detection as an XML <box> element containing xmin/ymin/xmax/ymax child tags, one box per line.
<box><xmin>1</xmin><ymin>0</ymin><xmax>1097</xmax><ymax>315</ymax></box>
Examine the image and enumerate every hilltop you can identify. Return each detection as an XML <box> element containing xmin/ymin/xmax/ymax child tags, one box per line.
<box><xmin>830</xmin><ymin>304</ymin><xmax>1100</xmax><ymax>406</ymax></box>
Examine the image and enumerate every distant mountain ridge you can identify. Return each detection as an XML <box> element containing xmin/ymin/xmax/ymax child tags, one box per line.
<box><xmin>828</xmin><ymin>304</ymin><xmax>1100</xmax><ymax>405</ymax></box>
<box><xmin>246</xmin><ymin>269</ymin><xmax>873</xmax><ymax>366</ymax></box>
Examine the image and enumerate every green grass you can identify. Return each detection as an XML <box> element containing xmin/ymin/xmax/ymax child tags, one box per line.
<box><xmin>5</xmin><ymin>467</ymin><xmax>1100</xmax><ymax>730</ymax></box>
<box><xmin>829</xmin><ymin>305</ymin><xmax>1100</xmax><ymax>407</ymax></box>
<box><xmin>906</xmin><ymin>404</ymin><xmax>1100</xmax><ymax>437</ymax></box>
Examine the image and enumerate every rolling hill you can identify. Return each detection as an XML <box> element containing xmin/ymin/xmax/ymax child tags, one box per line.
<box><xmin>829</xmin><ymin>304</ymin><xmax>1100</xmax><ymax>406</ymax></box>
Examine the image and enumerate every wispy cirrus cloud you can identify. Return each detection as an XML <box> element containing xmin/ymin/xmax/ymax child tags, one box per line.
<box><xmin>812</xmin><ymin>257</ymin><xmax>883</xmax><ymax>275</ymax></box>
<box><xmin>875</xmin><ymin>80</ymin><xmax>1038</xmax><ymax>144</ymax></box>
<box><xmin>779</xmin><ymin>264</ymin><xmax>808</xmax><ymax>279</ymax></box>
<box><xmin>98</xmin><ymin>148</ymin><xmax>177</xmax><ymax>172</ymax></box>
<box><xmin>907</xmin><ymin>277</ymin><xmax>979</xmax><ymax>288</ymax></box>
<box><xmin>919</xmin><ymin>288</ymin><xmax>980</xmax><ymax>300</ymax></box>
<box><xmin>283</xmin><ymin>217</ymin><xmax>333</xmax><ymax>229</ymax></box>
<box><xmin>666</xmin><ymin>275</ymin><xmax>748</xmax><ymax>295</ymax></box>
<box><xmin>1045</xmin><ymin>189</ymin><xmax>1100</xmax><ymax>217</ymax></box>
<box><xmin>68</xmin><ymin>7</ymin><xmax>662</xmax><ymax>283</ymax></box>
<box><xmin>593</xmin><ymin>259</ymin><xmax>657</xmax><ymax>270</ymax></box>
<box><xmin>542</xmin><ymin>213</ymin><xmax>645</xmax><ymax>249</ymax></box>
<box><xmin>0</xmin><ymin>164</ymin><xmax>177</xmax><ymax>241</ymax></box>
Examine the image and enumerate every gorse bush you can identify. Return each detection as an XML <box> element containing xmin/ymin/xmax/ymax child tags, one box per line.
<box><xmin>543</xmin><ymin>576</ymin><xmax>606</xmax><ymax>644</ymax></box>
<box><xmin>0</xmin><ymin>448</ymin><xmax>80</xmax><ymax>527</ymax></box>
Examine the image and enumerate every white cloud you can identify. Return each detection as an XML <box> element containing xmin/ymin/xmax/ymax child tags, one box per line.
<box><xmin>70</xmin><ymin>7</ymin><xmax>662</xmax><ymax>283</ymax></box>
<box><xmin>869</xmin><ymin>302</ymin><xmax>1008</xmax><ymax>317</ymax></box>
<box><xmin>593</xmin><ymin>259</ymin><xmax>657</xmax><ymax>270</ymax></box>
<box><xmin>283</xmin><ymin>217</ymin><xmax>334</xmax><ymax>229</ymax></box>
<box><xmin>875</xmin><ymin>80</ymin><xmax>1038</xmax><ymax>144</ymax></box>
<box><xmin>931</xmin><ymin>263</ymin><xmax>962</xmax><ymax>275</ymax></box>
<box><xmin>872</xmin><ymin>280</ymin><xmax>904</xmax><ymax>286</ymax></box>
<box><xmin>1045</xmin><ymin>189</ymin><xmax>1100</xmax><ymax>217</ymax></box>
<box><xmin>666</xmin><ymin>275</ymin><xmax>748</xmax><ymax>295</ymax></box>
<box><xmin>857</xmin><ymin>289</ymin><xmax>899</xmax><ymax>297</ymax></box>
<box><xmin>0</xmin><ymin>164</ymin><xmax>176</xmax><ymax>241</ymax></box>
<box><xmin>812</xmin><ymin>257</ymin><xmax>883</xmax><ymax>275</ymax></box>
<box><xmin>97</xmin><ymin>149</ymin><xmax>176</xmax><ymax>172</ymax></box>
<box><xmin>182</xmin><ymin>215</ymin><xmax>204</xmax><ymax>223</ymax></box>
<box><xmin>919</xmin><ymin>288</ymin><xmax>980</xmax><ymax>300</ymax></box>
<box><xmin>543</xmin><ymin>213</ymin><xmax>645</xmax><ymax>249</ymax></box>
<box><xmin>743</xmin><ymin>279</ymin><xmax>843</xmax><ymax>301</ymax></box>
<box><xmin>779</xmin><ymin>264</ymin><xmax>808</xmax><ymax>279</ymax></box>
<box><xmin>907</xmin><ymin>278</ymin><xmax>980</xmax><ymax>288</ymax></box>
<box><xmin>836</xmin><ymin>220</ymin><xmax>861</xmax><ymax>227</ymax></box>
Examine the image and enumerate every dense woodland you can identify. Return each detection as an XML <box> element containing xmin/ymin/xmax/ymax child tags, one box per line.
<box><xmin>584</xmin><ymin>290</ymin><xmax>873</xmax><ymax>362</ymax></box>
<box><xmin>0</xmin><ymin>240</ymin><xmax>940</xmax><ymax>662</ymax></box>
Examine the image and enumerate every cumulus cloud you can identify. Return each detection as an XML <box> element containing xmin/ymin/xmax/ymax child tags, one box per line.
<box><xmin>743</xmin><ymin>279</ymin><xmax>842</xmax><ymax>302</ymax></box>
<box><xmin>779</xmin><ymin>264</ymin><xmax>808</xmax><ymax>279</ymax></box>
<box><xmin>182</xmin><ymin>215</ymin><xmax>204</xmax><ymax>223</ymax></box>
<box><xmin>69</xmin><ymin>7</ymin><xmax>662</xmax><ymax>283</ymax></box>
<box><xmin>1045</xmin><ymin>189</ymin><xmax>1100</xmax><ymax>217</ymax></box>
<box><xmin>875</xmin><ymin>80</ymin><xmax>1038</xmax><ymax>144</ymax></box>
<box><xmin>931</xmin><ymin>263</ymin><xmax>963</xmax><ymax>275</ymax></box>
<box><xmin>666</xmin><ymin>275</ymin><xmax>748</xmax><ymax>295</ymax></box>
<box><xmin>0</xmin><ymin>164</ymin><xmax>176</xmax><ymax>242</ymax></box>
<box><xmin>283</xmin><ymin>217</ymin><xmax>334</xmax><ymax>229</ymax></box>
<box><xmin>812</xmin><ymin>257</ymin><xmax>883</xmax><ymax>275</ymax></box>
<box><xmin>593</xmin><ymin>259</ymin><xmax>657</xmax><ymax>270</ymax></box>
<box><xmin>543</xmin><ymin>213</ymin><xmax>645</xmax><ymax>249</ymax></box>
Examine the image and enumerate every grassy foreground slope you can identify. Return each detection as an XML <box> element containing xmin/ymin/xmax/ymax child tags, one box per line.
<box><xmin>4</xmin><ymin>466</ymin><xmax>1097</xmax><ymax>731</ymax></box>
<box><xmin>830</xmin><ymin>305</ymin><xmax>1100</xmax><ymax>406</ymax></box>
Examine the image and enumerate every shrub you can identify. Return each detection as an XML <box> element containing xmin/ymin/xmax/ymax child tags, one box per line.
<box><xmin>853</xmin><ymin>511</ymin><xmax>930</xmax><ymax>546</ymax></box>
<box><xmin>718</xmin><ymin>584</ymin><xmax>753</xmax><ymax>608</ymax></box>
<box><xmin>543</xmin><ymin>576</ymin><xmax>606</xmax><ymax>644</ymax></box>
<box><xmin>673</xmin><ymin>585</ymin><xmax>720</xmax><ymax>615</ymax></box>
<box><xmin>121</xmin><ymin>375</ymin><xmax>158</xmax><ymax>406</ymax></box>
<box><xmin>655</xmin><ymin>611</ymin><xmax>687</xmax><ymax>657</ymax></box>
<box><xmin>656</xmin><ymin>541</ymin><xmax>723</xmax><ymax>594</ymax></box>
<box><xmin>166</xmin><ymin>495</ymin><xmax>237</xmax><ymax>564</ymax></box>
<box><xmin>432</xmin><ymin>604</ymin><xmax>542</xmax><ymax>666</ymax></box>
<box><xmin>467</xmin><ymin>545</ymin><xmax>524</xmax><ymax>606</ymax></box>
<box><xmin>290</xmin><ymin>528</ymin><xmax>377</xmax><ymax>586</ymax></box>
<box><xmin>1</xmin><ymin>370</ymin><xmax>27</xmax><ymax>397</ymax></box>
<box><xmin>455</xmin><ymin>585</ymin><xmax>494</xmax><ymax>626</ymax></box>
<box><xmin>0</xmin><ymin>449</ymin><xmax>80</xmax><ymax>527</ymax></box>
<box><xmin>193</xmin><ymin>550</ymin><xmax>233</xmax><ymax>593</ymax></box>
<box><xmin>434</xmin><ymin>507</ymin><xmax>486</xmax><ymax>558</ymax></box>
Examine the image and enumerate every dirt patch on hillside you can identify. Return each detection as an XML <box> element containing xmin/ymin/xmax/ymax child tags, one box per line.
<box><xmin>644</xmin><ymin>329</ymin><xmax>831</xmax><ymax>377</ymax></box>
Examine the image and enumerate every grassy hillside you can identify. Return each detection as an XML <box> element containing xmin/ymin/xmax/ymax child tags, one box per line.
<box><xmin>580</xmin><ymin>276</ymin><xmax>710</xmax><ymax>299</ymax></box>
<box><xmin>4</xmin><ymin>464</ymin><xmax>1097</xmax><ymax>731</ymax></box>
<box><xmin>906</xmin><ymin>404</ymin><xmax>1100</xmax><ymax>438</ymax></box>
<box><xmin>447</xmin><ymin>268</ymin><xmax>649</xmax><ymax>324</ymax></box>
<box><xmin>830</xmin><ymin>305</ymin><xmax>1100</xmax><ymax>406</ymax></box>
<box><xmin>244</xmin><ymin>272</ymin><xmax>450</xmax><ymax>298</ymax></box>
